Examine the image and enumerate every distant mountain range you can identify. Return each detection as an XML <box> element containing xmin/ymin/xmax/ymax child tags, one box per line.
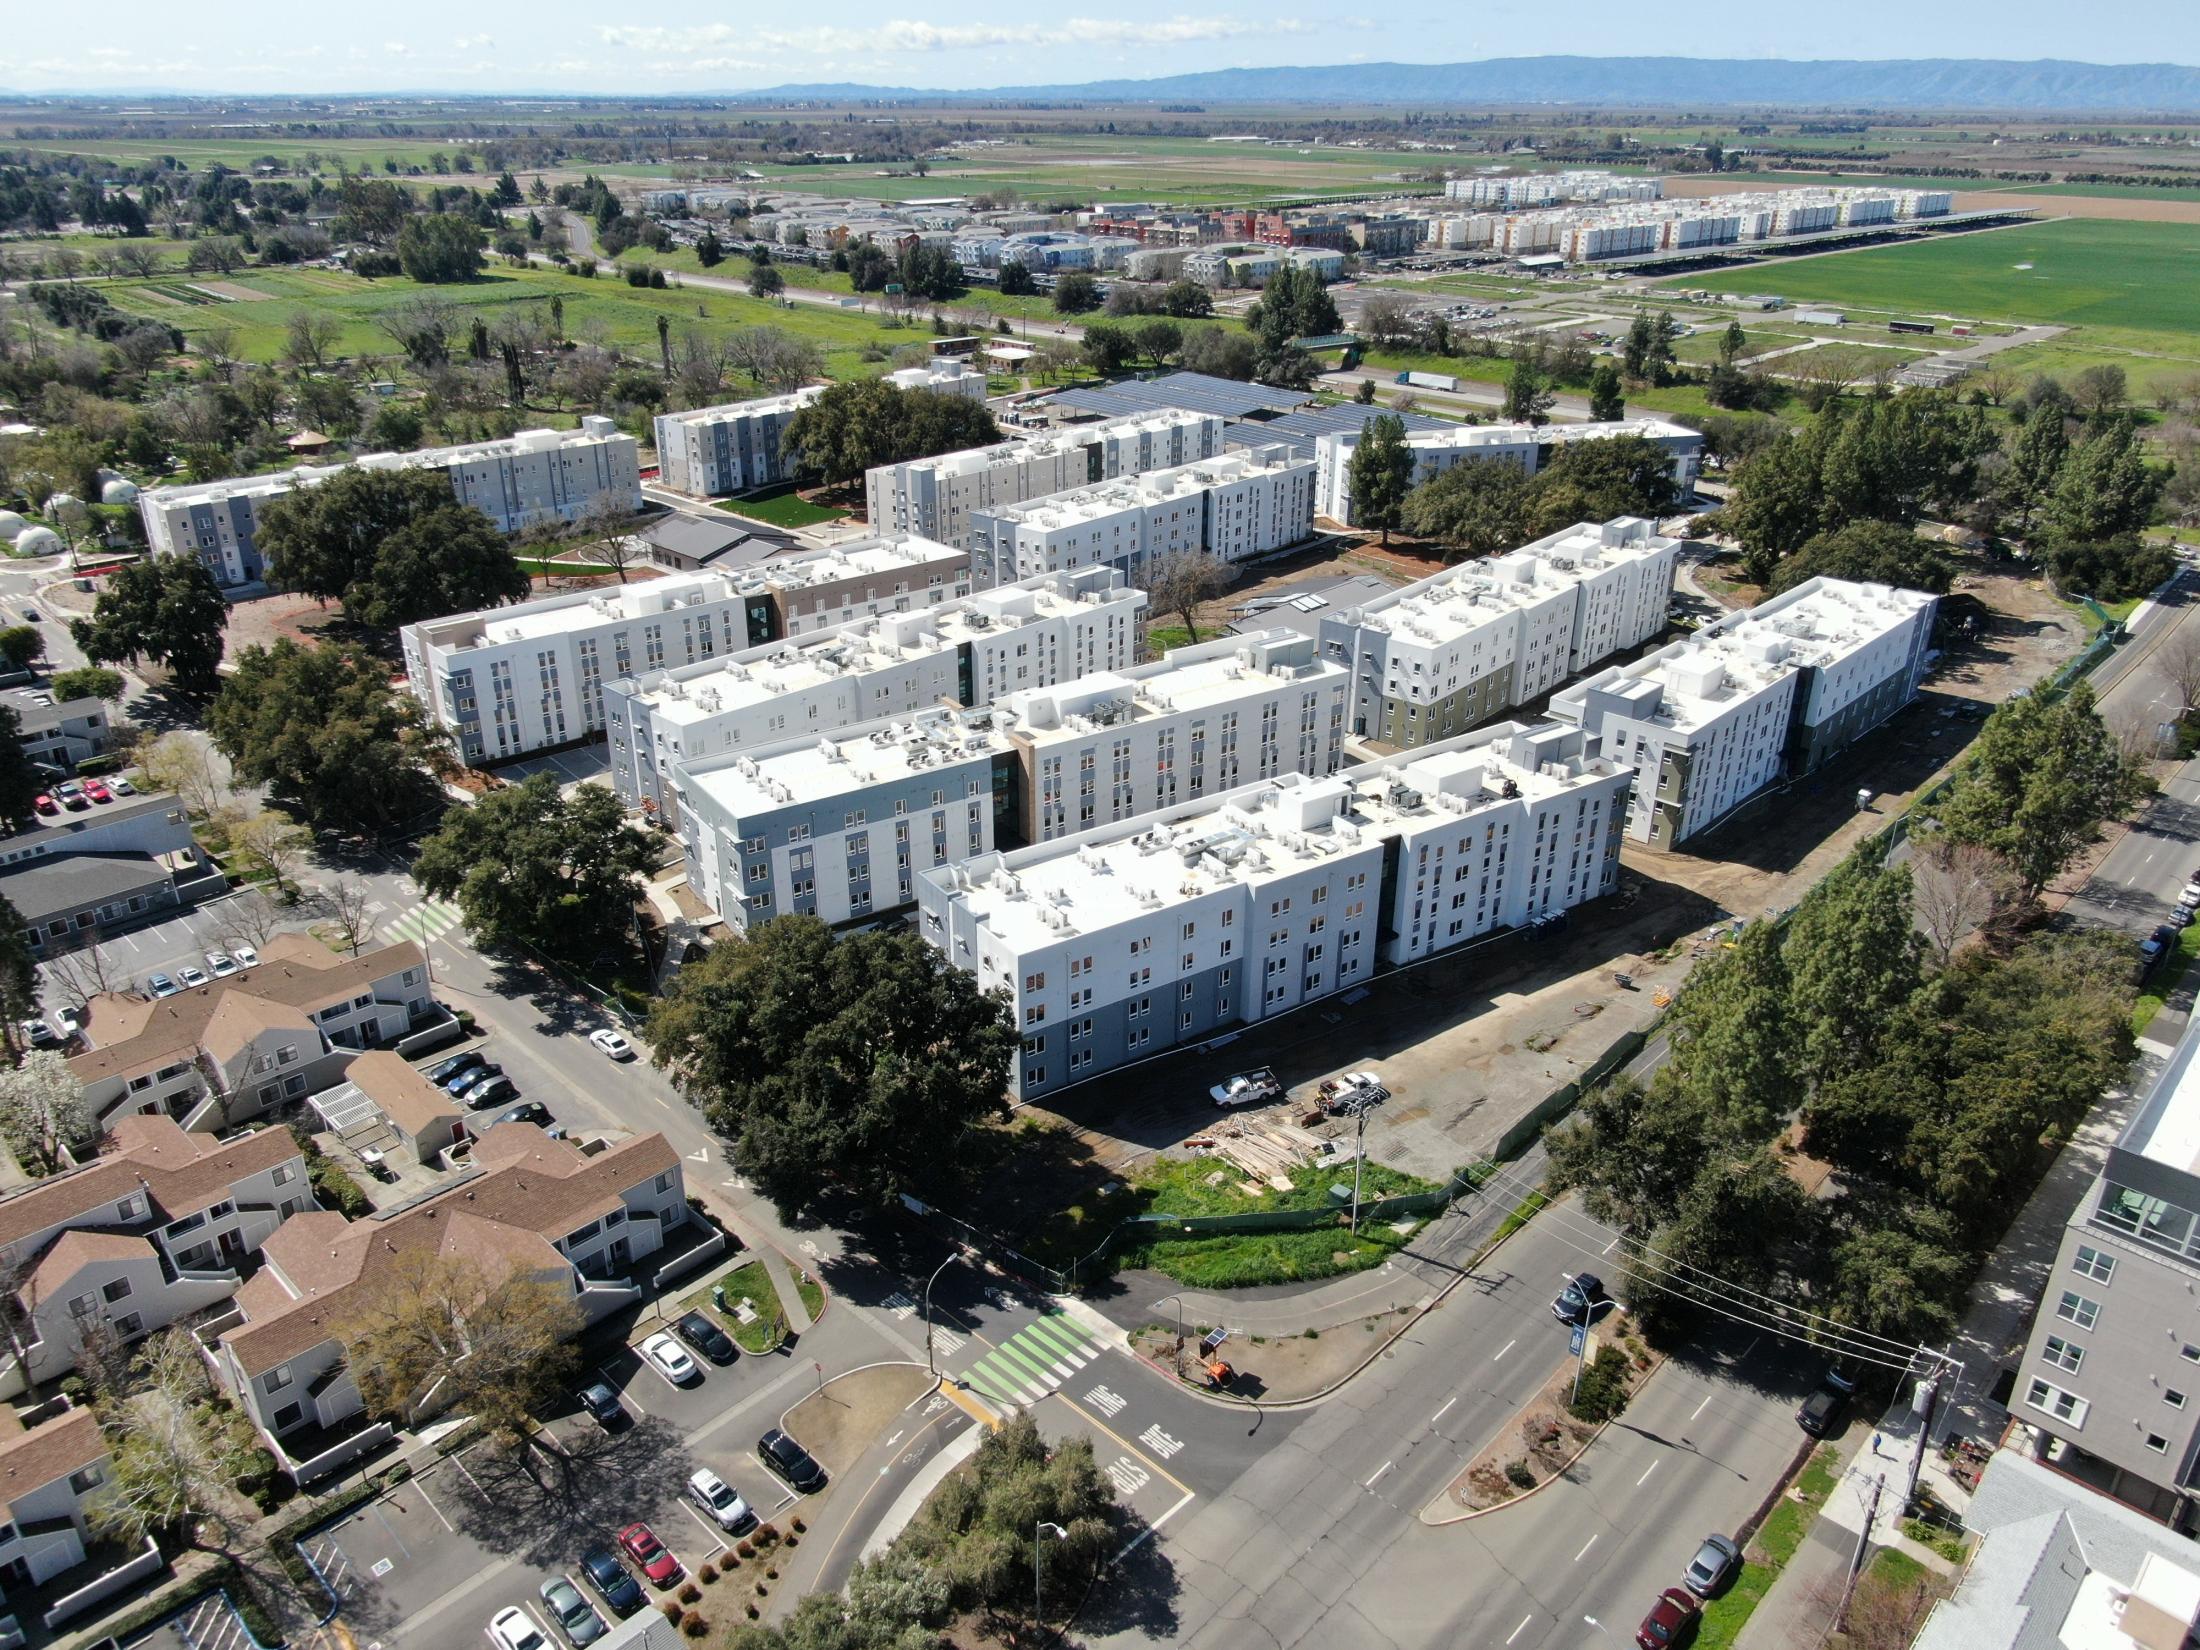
<box><xmin>732</xmin><ymin>57</ymin><xmax>2200</xmax><ymax>112</ymax></box>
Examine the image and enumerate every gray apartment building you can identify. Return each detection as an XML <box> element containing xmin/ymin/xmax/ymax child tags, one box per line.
<box><xmin>9</xmin><ymin>690</ymin><xmax>112</xmax><ymax>776</ymax></box>
<box><xmin>2016</xmin><ymin>1016</ymin><xmax>2200</xmax><ymax>1528</ymax></box>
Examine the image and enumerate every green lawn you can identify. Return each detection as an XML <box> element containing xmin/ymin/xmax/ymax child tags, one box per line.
<box><xmin>682</xmin><ymin>1259</ymin><xmax>790</xmax><ymax>1355</ymax></box>
<box><xmin>2134</xmin><ymin>921</ymin><xmax>2200</xmax><ymax>1038</ymax></box>
<box><xmin>1665</xmin><ymin>220</ymin><xmax>2200</xmax><ymax>345</ymax></box>
<box><xmin>1694</xmin><ymin>1446</ymin><xmax>1840</xmax><ymax>1650</ymax></box>
<box><xmin>716</xmin><ymin>485</ymin><xmax>848</xmax><ymax>529</ymax></box>
<box><xmin>2019</xmin><ymin>182</ymin><xmax>2200</xmax><ymax>203</ymax></box>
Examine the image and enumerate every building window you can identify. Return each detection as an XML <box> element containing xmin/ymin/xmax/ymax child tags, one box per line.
<box><xmin>654</xmin><ymin>1173</ymin><xmax>673</xmax><ymax>1194</ymax></box>
<box><xmin>2055</xmin><ymin>1291</ymin><xmax>2100</xmax><ymax>1331</ymax></box>
<box><xmin>101</xmin><ymin>1278</ymin><xmax>132</xmax><ymax>1304</ymax></box>
<box><xmin>272</xmin><ymin>1163</ymin><xmax>295</xmax><ymax>1186</ymax></box>
<box><xmin>272</xmin><ymin>1403</ymin><xmax>304</xmax><ymax>1431</ymax></box>
<box><xmin>2147</xmin><ymin>1433</ymin><xmax>2171</xmax><ymax>1454</ymax></box>
<box><xmin>2169</xmin><ymin>1390</ymin><xmax>2189</xmax><ymax>1409</ymax></box>
<box><xmin>69</xmin><ymin>1465</ymin><xmax>104</xmax><ymax>1495</ymax></box>
<box><xmin>2024</xmin><ymin>1378</ymin><xmax>2088</xmax><ymax>1426</ymax></box>
<box><xmin>2072</xmin><ymin>1246</ymin><xmax>2116</xmax><ymax>1285</ymax></box>
<box><xmin>115</xmin><ymin>1312</ymin><xmax>142</xmax><ymax>1337</ymax></box>
<box><xmin>2184</xmin><ymin>1345</ymin><xmax>2200</xmax><ymax>1364</ymax></box>
<box><xmin>2040</xmin><ymin>1336</ymin><xmax>2083</xmax><ymax>1374</ymax></box>
<box><xmin>267</xmin><ymin>1365</ymin><xmax>293</xmax><ymax>1392</ymax></box>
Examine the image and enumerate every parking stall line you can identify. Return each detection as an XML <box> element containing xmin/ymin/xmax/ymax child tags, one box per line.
<box><xmin>1507</xmin><ymin>1616</ymin><xmax>1533</xmax><ymax>1644</ymax></box>
<box><xmin>1575</xmin><ymin>1534</ymin><xmax>1598</xmax><ymax>1563</ymax></box>
<box><xmin>409</xmin><ymin>1477</ymin><xmax>456</xmax><ymax>1534</ymax></box>
<box><xmin>678</xmin><ymin>1502</ymin><xmax>733</xmax><ymax>1554</ymax></box>
<box><xmin>365</xmin><ymin>1499</ymin><xmax>413</xmax><ymax>1560</ymax></box>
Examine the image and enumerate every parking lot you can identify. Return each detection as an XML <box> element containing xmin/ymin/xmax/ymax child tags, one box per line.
<box><xmin>491</xmin><ymin>740</ymin><xmax>614</xmax><ymax>795</ymax></box>
<box><xmin>294</xmin><ymin>1329</ymin><xmax>839</xmax><ymax>1645</ymax></box>
<box><xmin>121</xmin><ymin>1590</ymin><xmax>259</xmax><ymax>1650</ymax></box>
<box><xmin>32</xmin><ymin>893</ymin><xmax>318</xmax><ymax>1008</ymax></box>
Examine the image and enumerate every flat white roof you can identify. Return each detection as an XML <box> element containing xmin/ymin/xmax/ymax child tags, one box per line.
<box><xmin>934</xmin><ymin>722</ymin><xmax>1621</xmax><ymax>948</ymax></box>
<box><xmin>143</xmin><ymin>425</ymin><xmax>631</xmax><ymax>507</ymax></box>
<box><xmin>888</xmin><ymin>408</ymin><xmax>1217</xmax><ymax>482</ymax></box>
<box><xmin>1001</xmin><ymin>632</ymin><xmax>1339</xmax><ymax>745</ymax></box>
<box><xmin>682</xmin><ymin>707</ymin><xmax>1013</xmax><ymax>817</ymax></box>
<box><xmin>986</xmin><ymin>449</ymin><xmax>1303</xmax><ymax>533</ymax></box>
<box><xmin>459</xmin><ymin>572</ymin><xmax>742</xmax><ymax>647</ymax></box>
<box><xmin>658</xmin><ymin>386</ymin><xmax>824</xmax><ymax>429</ymax></box>
<box><xmin>1347</xmin><ymin>519</ymin><xmax>1677</xmax><ymax>647</ymax></box>
<box><xmin>1328</xmin><ymin>417</ymin><xmax>1697</xmax><ymax>457</ymax></box>
<box><xmin>742</xmin><ymin>536</ymin><xmax>963</xmax><ymax>592</ymax></box>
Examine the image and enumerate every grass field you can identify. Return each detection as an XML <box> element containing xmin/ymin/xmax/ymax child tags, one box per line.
<box><xmin>98</xmin><ymin>262</ymin><xmax>944</xmax><ymax>378</ymax></box>
<box><xmin>716</xmin><ymin>485</ymin><xmax>846</xmax><ymax>529</ymax></box>
<box><xmin>2011</xmin><ymin>182</ymin><xmax>2200</xmax><ymax>203</ymax></box>
<box><xmin>1667</xmin><ymin>220</ymin><xmax>2200</xmax><ymax>338</ymax></box>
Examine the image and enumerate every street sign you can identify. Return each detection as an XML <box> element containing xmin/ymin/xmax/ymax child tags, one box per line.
<box><xmin>1568</xmin><ymin>1324</ymin><xmax>1586</xmax><ymax>1357</ymax></box>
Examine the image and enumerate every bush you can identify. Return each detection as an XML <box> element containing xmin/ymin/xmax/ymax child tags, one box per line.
<box><xmin>1504</xmin><ymin>1459</ymin><xmax>1536</xmax><ymax>1489</ymax></box>
<box><xmin>662</xmin><ymin>1600</ymin><xmax>683</xmax><ymax>1623</ymax></box>
<box><xmin>698</xmin><ymin>1563</ymin><xmax>716</xmax><ymax>1584</ymax></box>
<box><xmin>1568</xmin><ymin>1345</ymin><xmax>1634</xmax><ymax>1424</ymax></box>
<box><xmin>683</xmin><ymin>1617</ymin><xmax>707</xmax><ymax>1640</ymax></box>
<box><xmin>734</xmin><ymin>1540</ymin><xmax>754</xmax><ymax>1559</ymax></box>
<box><xmin>678</xmin><ymin>1583</ymin><xmax>700</xmax><ymax>1605</ymax></box>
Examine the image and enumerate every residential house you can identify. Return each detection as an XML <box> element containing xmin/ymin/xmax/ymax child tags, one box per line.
<box><xmin>0</xmin><ymin>793</ymin><xmax>222</xmax><ymax>954</ymax></box>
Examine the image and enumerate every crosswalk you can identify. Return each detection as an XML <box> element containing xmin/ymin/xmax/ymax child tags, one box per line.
<box><xmin>959</xmin><ymin>1311</ymin><xmax>1106</xmax><ymax>1412</ymax></box>
<box><xmin>382</xmin><ymin>899</ymin><xmax>464</xmax><ymax>946</ymax></box>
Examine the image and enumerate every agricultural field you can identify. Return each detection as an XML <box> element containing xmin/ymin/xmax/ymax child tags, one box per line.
<box><xmin>95</xmin><ymin>263</ymin><xmax>955</xmax><ymax>379</ymax></box>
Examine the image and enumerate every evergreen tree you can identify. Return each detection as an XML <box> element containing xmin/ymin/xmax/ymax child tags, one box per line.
<box><xmin>1587</xmin><ymin>361</ymin><xmax>1625</xmax><ymax>422</ymax></box>
<box><xmin>1346</xmin><ymin>414</ymin><xmax>1414</xmax><ymax>544</ymax></box>
<box><xmin>2002</xmin><ymin>399</ymin><xmax>2069</xmax><ymax>533</ymax></box>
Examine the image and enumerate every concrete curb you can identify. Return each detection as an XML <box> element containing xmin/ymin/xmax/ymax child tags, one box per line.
<box><xmin>1417</xmin><ymin>1350</ymin><xmax>1671</xmax><ymax>1527</ymax></box>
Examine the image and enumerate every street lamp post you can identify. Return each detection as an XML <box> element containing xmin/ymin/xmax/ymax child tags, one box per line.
<box><xmin>1156</xmin><ymin>1292</ymin><xmax>1185</xmax><ymax>1373</ymax></box>
<box><xmin>922</xmin><ymin>1251</ymin><xmax>961</xmax><ymax>1376</ymax></box>
<box><xmin>1035</xmin><ymin>1520</ymin><xmax>1068</xmax><ymax>1638</ymax></box>
<box><xmin>1347</xmin><ymin>1088</ymin><xmax>1387</xmax><ymax>1235</ymax></box>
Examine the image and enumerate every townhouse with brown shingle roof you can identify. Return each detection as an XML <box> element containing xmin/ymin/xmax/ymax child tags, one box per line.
<box><xmin>0</xmin><ymin>1115</ymin><xmax>310</xmax><ymax>1398</ymax></box>
<box><xmin>0</xmin><ymin>1400</ymin><xmax>124</xmax><ymax>1626</ymax></box>
<box><xmin>210</xmin><ymin>1124</ymin><xmax>690</xmax><ymax>1479</ymax></box>
<box><xmin>67</xmin><ymin>935</ymin><xmax>434</xmax><ymax>1135</ymax></box>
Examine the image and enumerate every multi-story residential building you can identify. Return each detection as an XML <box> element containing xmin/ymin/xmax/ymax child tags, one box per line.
<box><xmin>671</xmin><ymin>630</ymin><xmax>1347</xmax><ymax>930</ymax></box>
<box><xmin>652</xmin><ymin>387</ymin><xmax>825</xmax><ymax>499</ymax></box>
<box><xmin>2013</xmin><ymin>1015</ymin><xmax>2200</xmax><ymax>1527</ymax></box>
<box><xmin>606</xmin><ymin>568</ymin><xmax>1146</xmax><ymax>813</ymax></box>
<box><xmin>0</xmin><ymin>1401</ymin><xmax>125</xmax><ymax>1623</ymax></box>
<box><xmin>0</xmin><ymin>792</ymin><xmax>225</xmax><ymax>954</ymax></box>
<box><xmin>1313</xmin><ymin>418</ymin><xmax>1702</xmax><ymax>527</ymax></box>
<box><xmin>1548</xmin><ymin>576</ymin><xmax>1936</xmax><ymax>849</ymax></box>
<box><xmin>7</xmin><ymin>690</ymin><xmax>110</xmax><ymax>776</ymax></box>
<box><xmin>1317</xmin><ymin>518</ymin><xmax>1682</xmax><ymax>748</ymax></box>
<box><xmin>0</xmin><ymin>1114</ymin><xmax>311</xmax><ymax>1397</ymax></box>
<box><xmin>68</xmin><ymin>935</ymin><xmax>435</xmax><ymax>1134</ymax></box>
<box><xmin>401</xmin><ymin>542</ymin><xmax>971</xmax><ymax>764</ymax></box>
<box><xmin>883</xmin><ymin>359</ymin><xmax>989</xmax><ymax>402</ymax></box>
<box><xmin>918</xmin><ymin>720</ymin><xmax>1630</xmax><ymax>1100</ymax></box>
<box><xmin>865</xmin><ymin>410</ymin><xmax>1226</xmax><ymax>550</ymax></box>
<box><xmin>137</xmin><ymin>419</ymin><xmax>641</xmax><ymax>587</ymax></box>
<box><xmin>968</xmin><ymin>446</ymin><xmax>1316</xmax><ymax>587</ymax></box>
<box><xmin>212</xmin><ymin>1124</ymin><xmax>689</xmax><ymax>1479</ymax></box>
<box><xmin>1444</xmin><ymin>171</ymin><xmax>1664</xmax><ymax>207</ymax></box>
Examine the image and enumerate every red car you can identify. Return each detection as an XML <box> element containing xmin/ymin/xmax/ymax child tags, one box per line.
<box><xmin>617</xmin><ymin>1522</ymin><xmax>681</xmax><ymax>1587</ymax></box>
<box><xmin>32</xmin><ymin>794</ymin><xmax>55</xmax><ymax>816</ymax></box>
<box><xmin>83</xmin><ymin>780</ymin><xmax>111</xmax><ymax>805</ymax></box>
<box><xmin>1637</xmin><ymin>1587</ymin><xmax>1700</xmax><ymax>1648</ymax></box>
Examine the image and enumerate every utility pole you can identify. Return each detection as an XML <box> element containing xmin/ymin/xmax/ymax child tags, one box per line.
<box><xmin>922</xmin><ymin>1251</ymin><xmax>961</xmax><ymax>1377</ymax></box>
<box><xmin>1835</xmin><ymin>1472</ymin><xmax>1885</xmax><ymax>1635</ymax></box>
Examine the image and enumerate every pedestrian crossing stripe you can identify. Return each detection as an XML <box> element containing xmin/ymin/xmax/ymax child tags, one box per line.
<box><xmin>383</xmin><ymin>900</ymin><xmax>464</xmax><ymax>944</ymax></box>
<box><xmin>960</xmin><ymin>1313</ymin><xmax>1103</xmax><ymax>1411</ymax></box>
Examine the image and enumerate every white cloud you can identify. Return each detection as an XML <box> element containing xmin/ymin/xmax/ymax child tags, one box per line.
<box><xmin>599</xmin><ymin>15</ymin><xmax>1313</xmax><ymax>58</ymax></box>
<box><xmin>383</xmin><ymin>41</ymin><xmax>412</xmax><ymax>56</ymax></box>
<box><xmin>453</xmin><ymin>33</ymin><xmax>495</xmax><ymax>50</ymax></box>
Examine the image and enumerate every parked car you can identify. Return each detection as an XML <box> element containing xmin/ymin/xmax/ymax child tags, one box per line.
<box><xmin>758</xmin><ymin>1427</ymin><xmax>827</xmax><ymax>1494</ymax></box>
<box><xmin>51</xmin><ymin>1005</ymin><xmax>81</xmax><ymax>1040</ymax></box>
<box><xmin>616</xmin><ymin>1522</ymin><xmax>681</xmax><ymax>1586</ymax></box>
<box><xmin>1636</xmin><ymin>1587</ymin><xmax>1700</xmax><ymax>1648</ymax></box>
<box><xmin>639</xmin><ymin>1332</ymin><xmax>700</xmax><ymax>1387</ymax></box>
<box><xmin>489</xmin><ymin>1101</ymin><xmax>554</xmax><ymax>1130</ymax></box>
<box><xmin>107</xmin><ymin>776</ymin><xmax>135</xmax><ymax>796</ymax></box>
<box><xmin>57</xmin><ymin>788</ymin><xmax>87</xmax><ymax>812</ymax></box>
<box><xmin>147</xmin><ymin>973</ymin><xmax>181</xmax><ymax>999</ymax></box>
<box><xmin>445</xmin><ymin>1061</ymin><xmax>504</xmax><ymax>1096</ymax></box>
<box><xmin>576</xmin><ymin>1382</ymin><xmax>625</xmax><ymax>1430</ymax></box>
<box><xmin>462</xmin><ymin>1077</ymin><xmax>519</xmax><ymax>1111</ymax></box>
<box><xmin>1551</xmin><ymin>1272</ymin><xmax>1606</xmax><ymax>1325</ymax></box>
<box><xmin>32</xmin><ymin>794</ymin><xmax>55</xmax><ymax>816</ymax></box>
<box><xmin>674</xmin><ymin>1309</ymin><xmax>737</xmax><ymax>1365</ymax></box>
<box><xmin>1797</xmin><ymin>1369</ymin><xmax>1857</xmax><ymax>1438</ymax></box>
<box><xmin>231</xmin><ymin>944</ymin><xmax>259</xmax><ymax>968</ymax></box>
<box><xmin>538</xmin><ymin>1576</ymin><xmax>606</xmax><ymax>1648</ymax></box>
<box><xmin>206</xmin><ymin>952</ymin><xmax>241</xmax><ymax>979</ymax></box>
<box><xmin>1682</xmin><ymin>1533</ymin><xmax>1741</xmax><ymax>1598</ymax></box>
<box><xmin>1210</xmin><ymin>1067</ymin><xmax>1281</xmax><ymax>1108</ymax></box>
<box><xmin>686</xmin><ymin>1467</ymin><xmax>757</xmax><ymax>1535</ymax></box>
<box><xmin>82</xmin><ymin>780</ymin><xmax>111</xmax><ymax>804</ymax></box>
<box><xmin>18</xmin><ymin>1017</ymin><xmax>55</xmax><ymax>1048</ymax></box>
<box><xmin>426</xmin><ymin>1049</ymin><xmax>487</xmax><ymax>1086</ymax></box>
<box><xmin>588</xmin><ymin>1028</ymin><xmax>635</xmax><ymax>1060</ymax></box>
<box><xmin>176</xmin><ymin>965</ymin><xmax>209</xmax><ymax>990</ymax></box>
<box><xmin>1318</xmin><ymin>1071</ymin><xmax>1387</xmax><ymax>1115</ymax></box>
<box><xmin>577</xmin><ymin>1548</ymin><xmax>644</xmax><ymax>1618</ymax></box>
<box><xmin>487</xmin><ymin>1606</ymin><xmax>549</xmax><ymax>1650</ymax></box>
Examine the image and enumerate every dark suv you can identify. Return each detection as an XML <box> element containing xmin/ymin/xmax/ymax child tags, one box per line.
<box><xmin>1797</xmin><ymin>1369</ymin><xmax>1856</xmax><ymax>1438</ymax></box>
<box><xmin>674</xmin><ymin>1309</ymin><xmax>738</xmax><ymax>1365</ymax></box>
<box><xmin>1552</xmin><ymin>1272</ymin><xmax>1606</xmax><ymax>1325</ymax></box>
<box><xmin>758</xmin><ymin>1427</ymin><xmax>827</xmax><ymax>1494</ymax></box>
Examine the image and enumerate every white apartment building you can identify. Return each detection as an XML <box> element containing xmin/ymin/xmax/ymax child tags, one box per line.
<box><xmin>884</xmin><ymin>359</ymin><xmax>990</xmax><ymax>402</ymax></box>
<box><xmin>1441</xmin><ymin>185</ymin><xmax>1955</xmax><ymax>266</ymax></box>
<box><xmin>137</xmin><ymin>418</ymin><xmax>641</xmax><ymax>588</ymax></box>
<box><xmin>606</xmin><ymin>567</ymin><xmax>1146</xmax><ymax>812</ymax></box>
<box><xmin>670</xmin><ymin>629</ymin><xmax>1348</xmax><ymax>932</ymax></box>
<box><xmin>866</xmin><ymin>409</ymin><xmax>1226</xmax><ymax>550</ymax></box>
<box><xmin>1313</xmin><ymin>418</ymin><xmax>1702</xmax><ymax>527</ymax></box>
<box><xmin>653</xmin><ymin>386</ymin><xmax>825</xmax><ymax>498</ymax></box>
<box><xmin>918</xmin><ymin>720</ymin><xmax>1631</xmax><ymax>1100</ymax></box>
<box><xmin>1548</xmin><ymin>576</ymin><xmax>1937</xmax><ymax>849</ymax></box>
<box><xmin>401</xmin><ymin>542</ymin><xmax>971</xmax><ymax>763</ymax></box>
<box><xmin>1445</xmin><ymin>171</ymin><xmax>1664</xmax><ymax>207</ymax></box>
<box><xmin>969</xmin><ymin>445</ymin><xmax>1315</xmax><ymax>587</ymax></box>
<box><xmin>1318</xmin><ymin>518</ymin><xmax>1681</xmax><ymax>747</ymax></box>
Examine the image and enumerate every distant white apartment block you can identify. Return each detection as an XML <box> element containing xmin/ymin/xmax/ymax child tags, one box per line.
<box><xmin>969</xmin><ymin>444</ymin><xmax>1315</xmax><ymax>587</ymax></box>
<box><xmin>402</xmin><ymin>542</ymin><xmax>972</xmax><ymax>764</ymax></box>
<box><xmin>669</xmin><ymin>629</ymin><xmax>1348</xmax><ymax>933</ymax></box>
<box><xmin>1444</xmin><ymin>171</ymin><xmax>1664</xmax><ymax>207</ymax></box>
<box><xmin>1313</xmin><ymin>418</ymin><xmax>1702</xmax><ymax>527</ymax></box>
<box><xmin>1318</xmin><ymin>518</ymin><xmax>1681</xmax><ymax>747</ymax></box>
<box><xmin>883</xmin><ymin>359</ymin><xmax>990</xmax><ymax>402</ymax></box>
<box><xmin>605</xmin><ymin>567</ymin><xmax>1146</xmax><ymax>813</ymax></box>
<box><xmin>918</xmin><ymin>720</ymin><xmax>1632</xmax><ymax>1100</ymax></box>
<box><xmin>653</xmin><ymin>387</ymin><xmax>824</xmax><ymax>498</ymax></box>
<box><xmin>1548</xmin><ymin>576</ymin><xmax>1936</xmax><ymax>849</ymax></box>
<box><xmin>866</xmin><ymin>409</ymin><xmax>1226</xmax><ymax>550</ymax></box>
<box><xmin>138</xmin><ymin>418</ymin><xmax>641</xmax><ymax>588</ymax></box>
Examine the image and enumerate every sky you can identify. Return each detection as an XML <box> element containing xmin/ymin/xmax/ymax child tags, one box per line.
<box><xmin>8</xmin><ymin>2</ymin><xmax>2197</xmax><ymax>94</ymax></box>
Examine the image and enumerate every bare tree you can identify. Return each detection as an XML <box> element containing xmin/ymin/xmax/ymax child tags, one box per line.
<box><xmin>670</xmin><ymin>327</ymin><xmax>730</xmax><ymax>408</ymax></box>
<box><xmin>234</xmin><ymin>812</ymin><xmax>310</xmax><ymax>903</ymax></box>
<box><xmin>0</xmin><ymin>1051</ymin><xmax>95</xmax><ymax>1176</ymax></box>
<box><xmin>1356</xmin><ymin>290</ymin><xmax>1422</xmax><ymax>349</ymax></box>
<box><xmin>182</xmin><ymin>238</ymin><xmax>243</xmax><ymax>276</ymax></box>
<box><xmin>1789</xmin><ymin>345</ymin><xmax>1868</xmax><ymax>408</ymax></box>
<box><xmin>1911</xmin><ymin>838</ymin><xmax>2015</xmax><ymax>966</ymax></box>
<box><xmin>88</xmin><ymin>1330</ymin><xmax>264</xmax><ymax>1556</ymax></box>
<box><xmin>321</xmin><ymin>877</ymin><xmax>379</xmax><ymax>957</ymax></box>
<box><xmin>42</xmin><ymin>934</ymin><xmax>121</xmax><ymax>1007</ymax></box>
<box><xmin>214</xmin><ymin>891</ymin><xmax>286</xmax><ymax>956</ymax></box>
<box><xmin>1137</xmin><ymin>551</ymin><xmax>1233</xmax><ymax>644</ymax></box>
<box><xmin>193</xmin><ymin>323</ymin><xmax>239</xmax><ymax>381</ymax></box>
<box><xmin>725</xmin><ymin>325</ymin><xmax>824</xmax><ymax>393</ymax></box>
<box><xmin>73</xmin><ymin>1313</ymin><xmax>135</xmax><ymax>1402</ymax></box>
<box><xmin>380</xmin><ymin>294</ymin><xmax>461</xmax><ymax>370</ymax></box>
<box><xmin>137</xmin><ymin>732</ymin><xmax>226</xmax><ymax>818</ymax></box>
<box><xmin>2161</xmin><ymin>632</ymin><xmax>2200</xmax><ymax>720</ymax></box>
<box><xmin>282</xmin><ymin>310</ymin><xmax>342</xmax><ymax>373</ymax></box>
